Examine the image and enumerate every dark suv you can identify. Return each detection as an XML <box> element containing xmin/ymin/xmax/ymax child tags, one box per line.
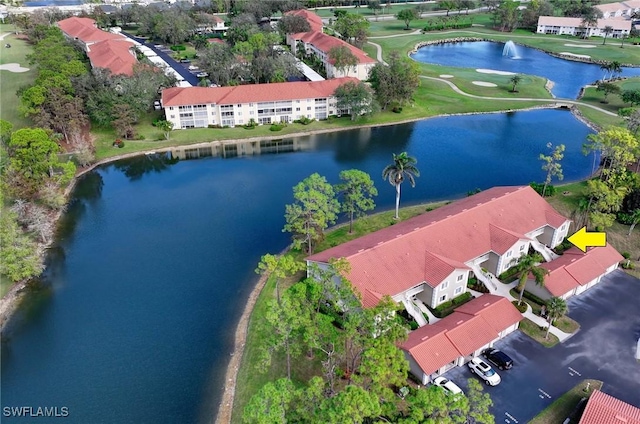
<box><xmin>482</xmin><ymin>348</ymin><xmax>513</xmax><ymax>370</ymax></box>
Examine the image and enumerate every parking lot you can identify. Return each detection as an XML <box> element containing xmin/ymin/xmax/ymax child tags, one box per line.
<box><xmin>441</xmin><ymin>270</ymin><xmax>640</xmax><ymax>424</ymax></box>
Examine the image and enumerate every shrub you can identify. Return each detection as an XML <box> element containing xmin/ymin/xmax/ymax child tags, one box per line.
<box><xmin>553</xmin><ymin>237</ymin><xmax>574</xmax><ymax>255</ymax></box>
<box><xmin>136</xmin><ymin>134</ymin><xmax>145</xmax><ymax>140</ymax></box>
<box><xmin>512</xmin><ymin>300</ymin><xmax>528</xmax><ymax>313</ymax></box>
<box><xmin>529</xmin><ymin>181</ymin><xmax>557</xmax><ymax>197</ymax></box>
<box><xmin>430</xmin><ymin>292</ymin><xmax>473</xmax><ymax>318</ymax></box>
<box><xmin>170</xmin><ymin>45</ymin><xmax>186</xmax><ymax>51</ymax></box>
<box><xmin>616</xmin><ymin>212</ymin><xmax>636</xmax><ymax>225</ymax></box>
<box><xmin>112</xmin><ymin>139</ymin><xmax>124</xmax><ymax>148</ymax></box>
<box><xmin>270</xmin><ymin>123</ymin><xmax>285</xmax><ymax>131</ymax></box>
<box><xmin>392</xmin><ymin>106</ymin><xmax>403</xmax><ymax>113</ymax></box>
<box><xmin>522</xmin><ymin>290</ymin><xmax>547</xmax><ymax>307</ymax></box>
<box><xmin>498</xmin><ymin>266</ymin><xmax>520</xmax><ymax>282</ymax></box>
<box><xmin>295</xmin><ymin>116</ymin><xmax>314</xmax><ymax>125</ymax></box>
<box><xmin>243</xmin><ymin>118</ymin><xmax>257</xmax><ymax>129</ymax></box>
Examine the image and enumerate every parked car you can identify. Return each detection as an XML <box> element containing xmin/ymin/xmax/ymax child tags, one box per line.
<box><xmin>468</xmin><ymin>357</ymin><xmax>501</xmax><ymax>386</ymax></box>
<box><xmin>482</xmin><ymin>348</ymin><xmax>513</xmax><ymax>370</ymax></box>
<box><xmin>433</xmin><ymin>377</ymin><xmax>464</xmax><ymax>396</ymax></box>
<box><xmin>179</xmin><ymin>59</ymin><xmax>191</xmax><ymax>63</ymax></box>
<box><xmin>188</xmin><ymin>65</ymin><xmax>198</xmax><ymax>70</ymax></box>
<box><xmin>196</xmin><ymin>72</ymin><xmax>209</xmax><ymax>78</ymax></box>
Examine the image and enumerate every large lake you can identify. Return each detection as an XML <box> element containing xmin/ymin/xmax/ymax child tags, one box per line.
<box><xmin>1</xmin><ymin>109</ymin><xmax>595</xmax><ymax>423</ymax></box>
<box><xmin>410</xmin><ymin>41</ymin><xmax>640</xmax><ymax>99</ymax></box>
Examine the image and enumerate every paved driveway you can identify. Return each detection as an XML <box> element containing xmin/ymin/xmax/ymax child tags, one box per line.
<box><xmin>442</xmin><ymin>270</ymin><xmax>640</xmax><ymax>424</ymax></box>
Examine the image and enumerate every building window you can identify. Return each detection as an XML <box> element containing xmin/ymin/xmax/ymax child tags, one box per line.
<box><xmin>441</xmin><ymin>281</ymin><xmax>449</xmax><ymax>290</ymax></box>
<box><xmin>454</xmin><ymin>286</ymin><xmax>463</xmax><ymax>295</ymax></box>
<box><xmin>440</xmin><ymin>294</ymin><xmax>447</xmax><ymax>302</ymax></box>
<box><xmin>520</xmin><ymin>245</ymin><xmax>525</xmax><ymax>251</ymax></box>
<box><xmin>456</xmin><ymin>274</ymin><xmax>463</xmax><ymax>281</ymax></box>
<box><xmin>307</xmin><ymin>106</ymin><xmax>311</xmax><ymax>111</ymax></box>
<box><xmin>507</xmin><ymin>251</ymin><xmax>512</xmax><ymax>257</ymax></box>
<box><xmin>238</xmin><ymin>111</ymin><xmax>242</xmax><ymax>116</ymax></box>
<box><xmin>170</xmin><ymin>115</ymin><xmax>175</xmax><ymax>118</ymax></box>
<box><xmin>296</xmin><ymin>107</ymin><xmax>300</xmax><ymax>111</ymax></box>
<box><xmin>250</xmin><ymin>110</ymin><xmax>254</xmax><ymax>115</ymax></box>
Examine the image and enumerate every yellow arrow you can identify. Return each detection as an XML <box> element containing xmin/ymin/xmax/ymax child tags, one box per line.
<box><xmin>567</xmin><ymin>227</ymin><xmax>607</xmax><ymax>253</ymax></box>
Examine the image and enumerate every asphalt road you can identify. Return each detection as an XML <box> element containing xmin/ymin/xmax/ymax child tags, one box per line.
<box><xmin>442</xmin><ymin>270</ymin><xmax>640</xmax><ymax>424</ymax></box>
<box><xmin>121</xmin><ymin>31</ymin><xmax>200</xmax><ymax>86</ymax></box>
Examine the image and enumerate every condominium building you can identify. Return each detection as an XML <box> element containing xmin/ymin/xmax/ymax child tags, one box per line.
<box><xmin>161</xmin><ymin>77</ymin><xmax>360</xmax><ymax>129</ymax></box>
<box><xmin>536</xmin><ymin>16</ymin><xmax>632</xmax><ymax>38</ymax></box>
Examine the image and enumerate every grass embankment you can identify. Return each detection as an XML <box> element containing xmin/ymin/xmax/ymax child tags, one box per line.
<box><xmin>529</xmin><ymin>379</ymin><xmax>603</xmax><ymax>424</ymax></box>
<box><xmin>0</xmin><ymin>24</ymin><xmax>36</xmax><ymax>129</ymax></box>
<box><xmin>231</xmin><ymin>201</ymin><xmax>449</xmax><ymax>423</ymax></box>
<box><xmin>519</xmin><ymin>318</ymin><xmax>560</xmax><ymax>348</ymax></box>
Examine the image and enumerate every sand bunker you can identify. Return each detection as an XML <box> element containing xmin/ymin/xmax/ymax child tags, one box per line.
<box><xmin>559</xmin><ymin>52</ymin><xmax>591</xmax><ymax>59</ymax></box>
<box><xmin>476</xmin><ymin>68</ymin><xmax>515</xmax><ymax>76</ymax></box>
<box><xmin>0</xmin><ymin>63</ymin><xmax>30</xmax><ymax>73</ymax></box>
<box><xmin>564</xmin><ymin>43</ymin><xmax>597</xmax><ymax>48</ymax></box>
<box><xmin>472</xmin><ymin>81</ymin><xmax>497</xmax><ymax>87</ymax></box>
<box><xmin>439</xmin><ymin>74</ymin><xmax>454</xmax><ymax>78</ymax></box>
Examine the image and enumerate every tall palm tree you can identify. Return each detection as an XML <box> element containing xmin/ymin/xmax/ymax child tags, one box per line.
<box><xmin>600</xmin><ymin>62</ymin><xmax>613</xmax><ymax>81</ymax></box>
<box><xmin>602</xmin><ymin>25</ymin><xmax>613</xmax><ymax>45</ymax></box>
<box><xmin>382</xmin><ymin>152</ymin><xmax>420</xmax><ymax>220</ymax></box>
<box><xmin>545</xmin><ymin>297</ymin><xmax>568</xmax><ymax>339</ymax></box>
<box><xmin>610</xmin><ymin>60</ymin><xmax>622</xmax><ymax>79</ymax></box>
<box><xmin>515</xmin><ymin>253</ymin><xmax>548</xmax><ymax>306</ymax></box>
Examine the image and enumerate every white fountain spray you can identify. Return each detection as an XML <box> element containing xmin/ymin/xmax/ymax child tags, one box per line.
<box><xmin>502</xmin><ymin>40</ymin><xmax>520</xmax><ymax>59</ymax></box>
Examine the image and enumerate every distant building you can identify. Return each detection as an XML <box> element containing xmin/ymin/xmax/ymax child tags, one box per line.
<box><xmin>596</xmin><ymin>0</ymin><xmax>640</xmax><ymax>18</ymax></box>
<box><xmin>536</xmin><ymin>16</ymin><xmax>632</xmax><ymax>38</ymax></box>
<box><xmin>284</xmin><ymin>9</ymin><xmax>376</xmax><ymax>80</ymax></box>
<box><xmin>57</xmin><ymin>17</ymin><xmax>137</xmax><ymax>76</ymax></box>
<box><xmin>161</xmin><ymin>77</ymin><xmax>359</xmax><ymax>129</ymax></box>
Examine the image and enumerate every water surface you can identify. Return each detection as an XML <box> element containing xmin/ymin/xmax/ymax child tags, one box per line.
<box><xmin>411</xmin><ymin>41</ymin><xmax>640</xmax><ymax>99</ymax></box>
<box><xmin>1</xmin><ymin>109</ymin><xmax>595</xmax><ymax>423</ymax></box>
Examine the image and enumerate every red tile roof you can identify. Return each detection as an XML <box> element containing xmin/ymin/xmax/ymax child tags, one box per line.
<box><xmin>58</xmin><ymin>17</ymin><xmax>123</xmax><ymax>44</ymax></box>
<box><xmin>207</xmin><ymin>38</ymin><xmax>225</xmax><ymax>44</ymax></box>
<box><xmin>161</xmin><ymin>77</ymin><xmax>360</xmax><ymax>107</ymax></box>
<box><xmin>455</xmin><ymin>295</ymin><xmax>523</xmax><ymax>334</ymax></box>
<box><xmin>439</xmin><ymin>312</ymin><xmax>499</xmax><ymax>356</ymax></box>
<box><xmin>285</xmin><ymin>9</ymin><xmax>324</xmax><ymax>33</ymax></box>
<box><xmin>291</xmin><ymin>30</ymin><xmax>376</xmax><ymax>65</ymax></box>
<box><xmin>87</xmin><ymin>39</ymin><xmax>137</xmax><ymax>76</ymax></box>
<box><xmin>401</xmin><ymin>295</ymin><xmax>522</xmax><ymax>375</ymax></box>
<box><xmin>541</xmin><ymin>245</ymin><xmax>623</xmax><ymax>297</ymax></box>
<box><xmin>579</xmin><ymin>390</ymin><xmax>640</xmax><ymax>424</ymax></box>
<box><xmin>424</xmin><ymin>251</ymin><xmax>470</xmax><ymax>289</ymax></box>
<box><xmin>58</xmin><ymin>17</ymin><xmax>137</xmax><ymax>76</ymax></box>
<box><xmin>308</xmin><ymin>186</ymin><xmax>571</xmax><ymax>307</ymax></box>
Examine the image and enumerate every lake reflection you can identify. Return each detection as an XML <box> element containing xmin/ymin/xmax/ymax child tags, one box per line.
<box><xmin>1</xmin><ymin>109</ymin><xmax>595</xmax><ymax>424</ymax></box>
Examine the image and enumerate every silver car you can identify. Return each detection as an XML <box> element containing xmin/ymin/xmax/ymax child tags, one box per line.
<box><xmin>433</xmin><ymin>376</ymin><xmax>464</xmax><ymax>395</ymax></box>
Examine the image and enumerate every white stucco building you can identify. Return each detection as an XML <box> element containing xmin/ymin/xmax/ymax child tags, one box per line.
<box><xmin>536</xmin><ymin>16</ymin><xmax>632</xmax><ymax>38</ymax></box>
<box><xmin>161</xmin><ymin>77</ymin><xmax>359</xmax><ymax>129</ymax></box>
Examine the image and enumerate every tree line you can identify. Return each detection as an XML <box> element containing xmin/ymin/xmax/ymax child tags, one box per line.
<box><xmin>246</xmin><ymin>254</ymin><xmax>494</xmax><ymax>423</ymax></box>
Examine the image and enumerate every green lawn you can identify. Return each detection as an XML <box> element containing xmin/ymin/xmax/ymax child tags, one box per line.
<box><xmin>0</xmin><ymin>25</ymin><xmax>36</xmax><ymax>129</ymax></box>
<box><xmin>529</xmin><ymin>379</ymin><xmax>602</xmax><ymax>424</ymax></box>
<box><xmin>519</xmin><ymin>318</ymin><xmax>559</xmax><ymax>348</ymax></box>
<box><xmin>555</xmin><ymin>316</ymin><xmax>580</xmax><ymax>334</ymax></box>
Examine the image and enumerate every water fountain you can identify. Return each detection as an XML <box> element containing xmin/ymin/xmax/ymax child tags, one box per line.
<box><xmin>502</xmin><ymin>40</ymin><xmax>519</xmax><ymax>58</ymax></box>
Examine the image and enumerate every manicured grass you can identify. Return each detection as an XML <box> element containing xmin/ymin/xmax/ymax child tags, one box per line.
<box><xmin>555</xmin><ymin>316</ymin><xmax>580</xmax><ymax>334</ymax></box>
<box><xmin>519</xmin><ymin>318</ymin><xmax>559</xmax><ymax>348</ymax></box>
<box><xmin>0</xmin><ymin>26</ymin><xmax>36</xmax><ymax>129</ymax></box>
<box><xmin>315</xmin><ymin>201</ymin><xmax>449</xmax><ymax>253</ymax></box>
<box><xmin>529</xmin><ymin>379</ymin><xmax>602</xmax><ymax>424</ymax></box>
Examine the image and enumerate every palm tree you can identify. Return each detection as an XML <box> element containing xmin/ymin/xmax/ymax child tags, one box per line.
<box><xmin>627</xmin><ymin>209</ymin><xmax>640</xmax><ymax>236</ymax></box>
<box><xmin>600</xmin><ymin>61</ymin><xmax>612</xmax><ymax>81</ymax></box>
<box><xmin>602</xmin><ymin>25</ymin><xmax>613</xmax><ymax>45</ymax></box>
<box><xmin>515</xmin><ymin>253</ymin><xmax>548</xmax><ymax>305</ymax></box>
<box><xmin>509</xmin><ymin>74</ymin><xmax>522</xmax><ymax>92</ymax></box>
<box><xmin>545</xmin><ymin>297</ymin><xmax>568</xmax><ymax>339</ymax></box>
<box><xmin>382</xmin><ymin>152</ymin><xmax>420</xmax><ymax>220</ymax></box>
<box><xmin>610</xmin><ymin>61</ymin><xmax>622</xmax><ymax>79</ymax></box>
